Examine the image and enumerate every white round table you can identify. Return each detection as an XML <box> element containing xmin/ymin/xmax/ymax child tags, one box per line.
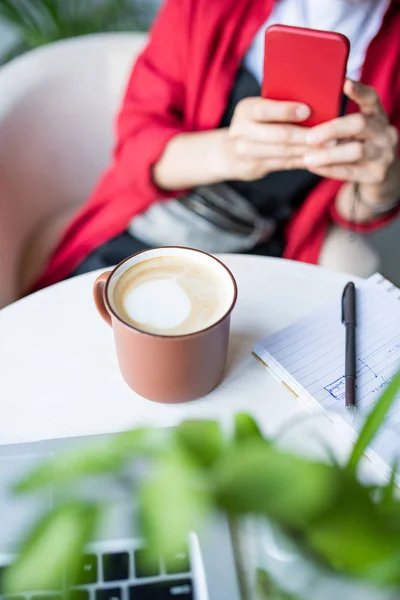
<box><xmin>0</xmin><ymin>256</ymin><xmax>360</xmax><ymax>458</ymax></box>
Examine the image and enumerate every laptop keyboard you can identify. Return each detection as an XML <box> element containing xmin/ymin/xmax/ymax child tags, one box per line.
<box><xmin>0</xmin><ymin>540</ymin><xmax>194</xmax><ymax>600</ymax></box>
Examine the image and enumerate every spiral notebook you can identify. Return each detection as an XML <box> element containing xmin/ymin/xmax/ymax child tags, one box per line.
<box><xmin>254</xmin><ymin>273</ymin><xmax>400</xmax><ymax>479</ymax></box>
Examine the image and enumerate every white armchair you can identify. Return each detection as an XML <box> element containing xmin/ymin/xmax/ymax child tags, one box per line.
<box><xmin>0</xmin><ymin>32</ymin><xmax>147</xmax><ymax>308</ymax></box>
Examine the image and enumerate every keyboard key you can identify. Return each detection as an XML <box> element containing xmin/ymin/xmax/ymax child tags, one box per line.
<box><xmin>96</xmin><ymin>588</ymin><xmax>122</xmax><ymax>600</ymax></box>
<box><xmin>130</xmin><ymin>579</ymin><xmax>193</xmax><ymax>600</ymax></box>
<box><xmin>164</xmin><ymin>545</ymin><xmax>190</xmax><ymax>574</ymax></box>
<box><xmin>75</xmin><ymin>554</ymin><xmax>98</xmax><ymax>585</ymax></box>
<box><xmin>69</xmin><ymin>591</ymin><xmax>90</xmax><ymax>600</ymax></box>
<box><xmin>134</xmin><ymin>549</ymin><xmax>160</xmax><ymax>578</ymax></box>
<box><xmin>102</xmin><ymin>552</ymin><xmax>130</xmax><ymax>582</ymax></box>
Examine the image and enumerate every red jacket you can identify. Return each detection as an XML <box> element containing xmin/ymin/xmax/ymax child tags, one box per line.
<box><xmin>34</xmin><ymin>0</ymin><xmax>400</xmax><ymax>290</ymax></box>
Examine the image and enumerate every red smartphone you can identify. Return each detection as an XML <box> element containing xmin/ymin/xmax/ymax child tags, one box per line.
<box><xmin>262</xmin><ymin>25</ymin><xmax>350</xmax><ymax>127</ymax></box>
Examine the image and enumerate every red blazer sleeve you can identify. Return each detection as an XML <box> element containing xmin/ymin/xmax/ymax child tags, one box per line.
<box><xmin>112</xmin><ymin>0</ymin><xmax>189</xmax><ymax>204</ymax></box>
<box><xmin>329</xmin><ymin>106</ymin><xmax>400</xmax><ymax>232</ymax></box>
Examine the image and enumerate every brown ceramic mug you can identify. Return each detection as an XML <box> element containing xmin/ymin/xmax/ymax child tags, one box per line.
<box><xmin>93</xmin><ymin>247</ymin><xmax>237</xmax><ymax>403</ymax></box>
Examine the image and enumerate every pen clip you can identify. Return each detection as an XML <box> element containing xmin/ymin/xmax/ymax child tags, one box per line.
<box><xmin>342</xmin><ymin>281</ymin><xmax>356</xmax><ymax>325</ymax></box>
<box><xmin>341</xmin><ymin>283</ymin><xmax>348</xmax><ymax>324</ymax></box>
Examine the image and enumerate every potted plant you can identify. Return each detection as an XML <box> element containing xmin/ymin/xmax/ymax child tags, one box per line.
<box><xmin>2</xmin><ymin>370</ymin><xmax>400</xmax><ymax>599</ymax></box>
<box><xmin>0</xmin><ymin>0</ymin><xmax>153</xmax><ymax>64</ymax></box>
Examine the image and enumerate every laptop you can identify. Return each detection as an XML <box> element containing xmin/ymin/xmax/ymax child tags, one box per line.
<box><xmin>0</xmin><ymin>434</ymin><xmax>242</xmax><ymax>600</ymax></box>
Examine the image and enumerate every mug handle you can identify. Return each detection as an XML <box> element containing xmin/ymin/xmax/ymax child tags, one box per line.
<box><xmin>93</xmin><ymin>271</ymin><xmax>112</xmax><ymax>325</ymax></box>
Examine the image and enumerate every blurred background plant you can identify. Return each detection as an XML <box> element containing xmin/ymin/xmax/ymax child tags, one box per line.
<box><xmin>2</xmin><ymin>370</ymin><xmax>400</xmax><ymax>598</ymax></box>
<box><xmin>0</xmin><ymin>0</ymin><xmax>159</xmax><ymax>64</ymax></box>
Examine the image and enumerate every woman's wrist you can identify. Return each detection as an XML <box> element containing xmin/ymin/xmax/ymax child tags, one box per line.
<box><xmin>153</xmin><ymin>129</ymin><xmax>232</xmax><ymax>191</ymax></box>
<box><xmin>354</xmin><ymin>182</ymin><xmax>400</xmax><ymax>214</ymax></box>
<box><xmin>356</xmin><ymin>155</ymin><xmax>400</xmax><ymax>211</ymax></box>
<box><xmin>213</xmin><ymin>128</ymin><xmax>237</xmax><ymax>181</ymax></box>
<box><xmin>334</xmin><ymin>182</ymin><xmax>396</xmax><ymax>224</ymax></box>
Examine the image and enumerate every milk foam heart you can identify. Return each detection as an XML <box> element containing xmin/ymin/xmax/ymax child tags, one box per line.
<box><xmin>112</xmin><ymin>255</ymin><xmax>233</xmax><ymax>336</ymax></box>
<box><xmin>122</xmin><ymin>279</ymin><xmax>191</xmax><ymax>330</ymax></box>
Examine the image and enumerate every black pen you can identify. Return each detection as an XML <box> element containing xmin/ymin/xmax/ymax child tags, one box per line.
<box><xmin>342</xmin><ymin>282</ymin><xmax>357</xmax><ymax>418</ymax></box>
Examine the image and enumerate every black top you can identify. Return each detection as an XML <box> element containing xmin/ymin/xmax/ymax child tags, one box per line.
<box><xmin>220</xmin><ymin>65</ymin><xmax>321</xmax><ymax>256</ymax></box>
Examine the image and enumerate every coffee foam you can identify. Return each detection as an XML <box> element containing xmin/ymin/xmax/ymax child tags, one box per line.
<box><xmin>123</xmin><ymin>279</ymin><xmax>191</xmax><ymax>330</ymax></box>
<box><xmin>112</xmin><ymin>255</ymin><xmax>232</xmax><ymax>336</ymax></box>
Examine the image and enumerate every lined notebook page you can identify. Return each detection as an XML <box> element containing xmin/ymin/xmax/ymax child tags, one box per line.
<box><xmin>254</xmin><ymin>273</ymin><xmax>400</xmax><ymax>474</ymax></box>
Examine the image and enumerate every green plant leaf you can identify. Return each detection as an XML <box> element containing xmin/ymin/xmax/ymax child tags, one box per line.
<box><xmin>2</xmin><ymin>501</ymin><xmax>100</xmax><ymax>593</ymax></box>
<box><xmin>174</xmin><ymin>420</ymin><xmax>224</xmax><ymax>468</ymax></box>
<box><xmin>381</xmin><ymin>460</ymin><xmax>398</xmax><ymax>507</ymax></box>
<box><xmin>109</xmin><ymin>426</ymin><xmax>170</xmax><ymax>459</ymax></box>
<box><xmin>233</xmin><ymin>413</ymin><xmax>264</xmax><ymax>442</ymax></box>
<box><xmin>0</xmin><ymin>0</ymin><xmax>35</xmax><ymax>31</ymax></box>
<box><xmin>0</xmin><ymin>41</ymin><xmax>30</xmax><ymax>65</ymax></box>
<box><xmin>92</xmin><ymin>0</ymin><xmax>129</xmax><ymax>28</ymax></box>
<box><xmin>348</xmin><ymin>371</ymin><xmax>400</xmax><ymax>472</ymax></box>
<box><xmin>303</xmin><ymin>467</ymin><xmax>400</xmax><ymax>585</ymax></box>
<box><xmin>213</xmin><ymin>439</ymin><xmax>339</xmax><ymax>528</ymax></box>
<box><xmin>139</xmin><ymin>447</ymin><xmax>210</xmax><ymax>558</ymax></box>
<box><xmin>0</xmin><ymin>0</ymin><xmax>44</xmax><ymax>38</ymax></box>
<box><xmin>306</xmin><ymin>496</ymin><xmax>400</xmax><ymax>585</ymax></box>
<box><xmin>14</xmin><ymin>428</ymin><xmax>157</xmax><ymax>493</ymax></box>
<box><xmin>0</xmin><ymin>0</ymin><xmax>149</xmax><ymax>64</ymax></box>
<box><xmin>257</xmin><ymin>568</ymin><xmax>303</xmax><ymax>600</ymax></box>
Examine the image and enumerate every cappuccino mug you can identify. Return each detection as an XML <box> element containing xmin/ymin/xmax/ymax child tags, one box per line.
<box><xmin>93</xmin><ymin>247</ymin><xmax>237</xmax><ymax>403</ymax></box>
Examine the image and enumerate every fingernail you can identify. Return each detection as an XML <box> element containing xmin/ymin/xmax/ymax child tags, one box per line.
<box><xmin>296</xmin><ymin>105</ymin><xmax>311</xmax><ymax>120</ymax></box>
<box><xmin>303</xmin><ymin>154</ymin><xmax>318</xmax><ymax>166</ymax></box>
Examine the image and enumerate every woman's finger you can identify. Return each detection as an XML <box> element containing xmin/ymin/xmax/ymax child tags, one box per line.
<box><xmin>263</xmin><ymin>157</ymin><xmax>307</xmax><ymax>171</ymax></box>
<box><xmin>306</xmin><ymin>160</ymin><xmax>389</xmax><ymax>184</ymax></box>
<box><xmin>234</xmin><ymin>140</ymin><xmax>309</xmax><ymax>159</ymax></box>
<box><xmin>306</xmin><ymin>113</ymin><xmax>382</xmax><ymax>145</ymax></box>
<box><xmin>231</xmin><ymin>121</ymin><xmax>309</xmax><ymax>145</ymax></box>
<box><xmin>237</xmin><ymin>97</ymin><xmax>311</xmax><ymax>123</ymax></box>
<box><xmin>303</xmin><ymin>141</ymin><xmax>383</xmax><ymax>167</ymax></box>
<box><xmin>344</xmin><ymin>79</ymin><xmax>386</xmax><ymax>118</ymax></box>
<box><xmin>305</xmin><ymin>164</ymin><xmax>361</xmax><ymax>182</ymax></box>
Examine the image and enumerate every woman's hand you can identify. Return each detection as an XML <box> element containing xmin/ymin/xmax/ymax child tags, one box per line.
<box><xmin>304</xmin><ymin>80</ymin><xmax>400</xmax><ymax>211</ymax></box>
<box><xmin>153</xmin><ymin>97</ymin><xmax>310</xmax><ymax>191</ymax></box>
<box><xmin>222</xmin><ymin>97</ymin><xmax>311</xmax><ymax>181</ymax></box>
